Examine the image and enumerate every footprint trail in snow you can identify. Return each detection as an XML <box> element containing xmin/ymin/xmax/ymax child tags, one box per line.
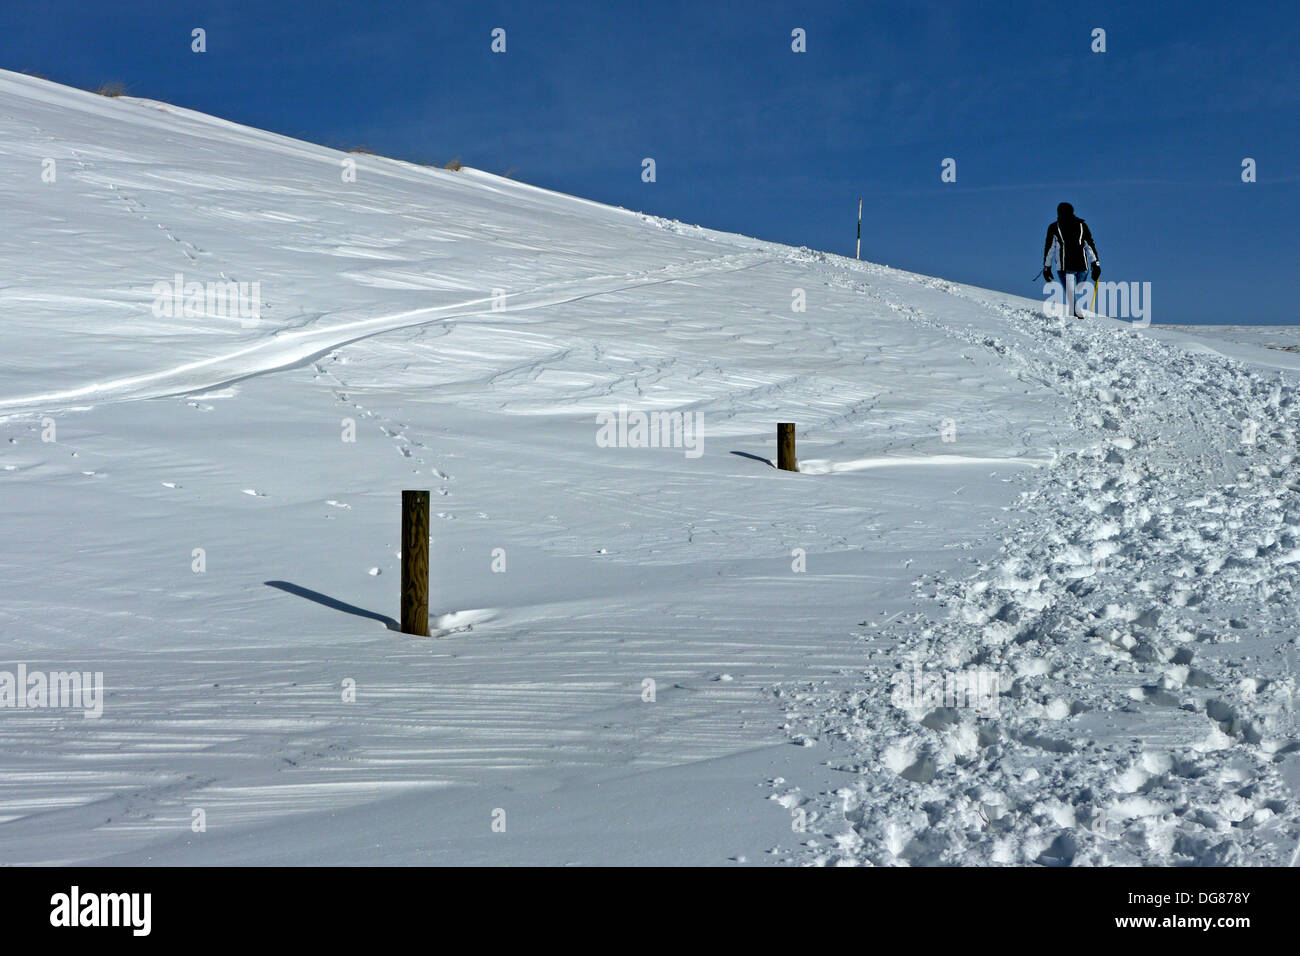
<box><xmin>778</xmin><ymin>261</ymin><xmax>1300</xmax><ymax>866</ymax></box>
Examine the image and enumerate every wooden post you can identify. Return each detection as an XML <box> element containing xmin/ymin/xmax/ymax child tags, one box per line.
<box><xmin>401</xmin><ymin>490</ymin><xmax>430</xmax><ymax>636</ymax></box>
<box><xmin>777</xmin><ymin>423</ymin><xmax>797</xmax><ymax>472</ymax></box>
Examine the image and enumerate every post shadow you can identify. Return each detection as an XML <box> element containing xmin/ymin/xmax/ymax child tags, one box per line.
<box><xmin>264</xmin><ymin>580</ymin><xmax>399</xmax><ymax>631</ymax></box>
<box><xmin>730</xmin><ymin>450</ymin><xmax>775</xmax><ymax>468</ymax></box>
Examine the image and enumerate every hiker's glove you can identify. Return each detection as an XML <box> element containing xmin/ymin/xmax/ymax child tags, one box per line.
<box><xmin>1091</xmin><ymin>264</ymin><xmax>1101</xmax><ymax>280</ymax></box>
<box><xmin>1042</xmin><ymin>267</ymin><xmax>1053</xmax><ymax>282</ymax></box>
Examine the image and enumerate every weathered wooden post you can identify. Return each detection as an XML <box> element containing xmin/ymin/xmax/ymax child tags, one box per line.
<box><xmin>401</xmin><ymin>490</ymin><xmax>430</xmax><ymax>636</ymax></box>
<box><xmin>777</xmin><ymin>423</ymin><xmax>797</xmax><ymax>472</ymax></box>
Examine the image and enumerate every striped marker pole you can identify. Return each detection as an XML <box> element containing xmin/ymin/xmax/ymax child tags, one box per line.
<box><xmin>856</xmin><ymin>198</ymin><xmax>862</xmax><ymax>260</ymax></box>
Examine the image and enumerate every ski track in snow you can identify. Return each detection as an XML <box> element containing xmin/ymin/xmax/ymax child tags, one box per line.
<box><xmin>775</xmin><ymin>256</ymin><xmax>1300</xmax><ymax>866</ymax></box>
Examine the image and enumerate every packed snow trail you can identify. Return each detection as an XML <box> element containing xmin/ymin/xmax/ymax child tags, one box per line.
<box><xmin>776</xmin><ymin>264</ymin><xmax>1300</xmax><ymax>866</ymax></box>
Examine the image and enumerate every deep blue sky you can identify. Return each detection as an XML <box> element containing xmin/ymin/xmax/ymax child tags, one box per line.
<box><xmin>4</xmin><ymin>0</ymin><xmax>1296</xmax><ymax>322</ymax></box>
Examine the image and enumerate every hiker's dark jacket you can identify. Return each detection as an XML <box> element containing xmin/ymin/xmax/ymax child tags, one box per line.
<box><xmin>1043</xmin><ymin>217</ymin><xmax>1099</xmax><ymax>273</ymax></box>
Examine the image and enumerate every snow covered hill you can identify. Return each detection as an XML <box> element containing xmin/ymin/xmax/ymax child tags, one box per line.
<box><xmin>1</xmin><ymin>69</ymin><xmax>1297</xmax><ymax>866</ymax></box>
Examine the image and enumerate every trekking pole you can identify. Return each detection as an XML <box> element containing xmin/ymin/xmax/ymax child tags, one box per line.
<box><xmin>1091</xmin><ymin>278</ymin><xmax>1098</xmax><ymax>312</ymax></box>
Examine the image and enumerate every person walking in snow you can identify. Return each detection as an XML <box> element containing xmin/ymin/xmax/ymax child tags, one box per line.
<box><xmin>1042</xmin><ymin>202</ymin><xmax>1101</xmax><ymax>318</ymax></box>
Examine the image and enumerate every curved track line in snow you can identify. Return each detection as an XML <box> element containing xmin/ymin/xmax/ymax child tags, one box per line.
<box><xmin>0</xmin><ymin>252</ymin><xmax>777</xmax><ymax>416</ymax></box>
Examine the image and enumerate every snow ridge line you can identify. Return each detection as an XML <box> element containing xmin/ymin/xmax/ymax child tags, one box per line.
<box><xmin>0</xmin><ymin>251</ymin><xmax>776</xmax><ymax>417</ymax></box>
<box><xmin>775</xmin><ymin>261</ymin><xmax>1300</xmax><ymax>866</ymax></box>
